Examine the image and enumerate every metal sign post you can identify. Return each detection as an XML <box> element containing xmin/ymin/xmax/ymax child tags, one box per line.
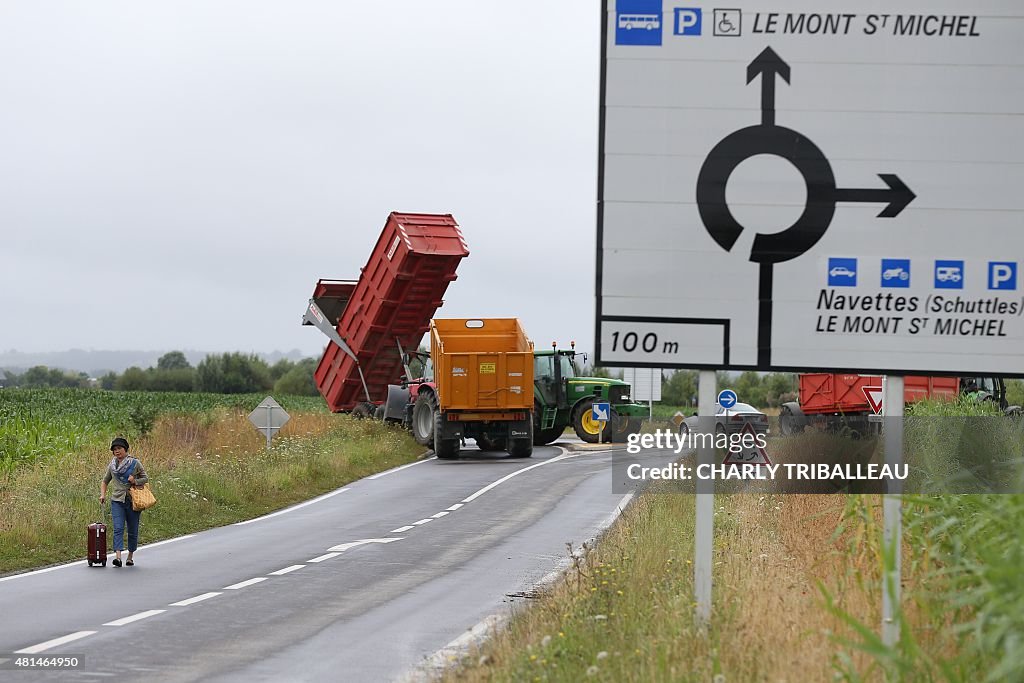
<box><xmin>695</xmin><ymin>370</ymin><xmax>717</xmax><ymax>627</ymax></box>
<box><xmin>248</xmin><ymin>396</ymin><xmax>290</xmax><ymax>450</ymax></box>
<box><xmin>882</xmin><ymin>376</ymin><xmax>904</xmax><ymax>647</ymax></box>
<box><xmin>592</xmin><ymin>401</ymin><xmax>611</xmax><ymax>445</ymax></box>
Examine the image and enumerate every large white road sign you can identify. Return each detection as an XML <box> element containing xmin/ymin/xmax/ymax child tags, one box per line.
<box><xmin>597</xmin><ymin>1</ymin><xmax>1024</xmax><ymax>376</ymax></box>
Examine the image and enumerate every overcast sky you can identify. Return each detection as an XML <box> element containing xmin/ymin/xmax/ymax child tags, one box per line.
<box><xmin>0</xmin><ymin>2</ymin><xmax>601</xmax><ymax>358</ymax></box>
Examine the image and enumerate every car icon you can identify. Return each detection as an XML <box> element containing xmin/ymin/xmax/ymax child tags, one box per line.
<box><xmin>936</xmin><ymin>267</ymin><xmax>962</xmax><ymax>282</ymax></box>
<box><xmin>829</xmin><ymin>266</ymin><xmax>856</xmax><ymax>278</ymax></box>
<box><xmin>882</xmin><ymin>267</ymin><xmax>909</xmax><ymax>281</ymax></box>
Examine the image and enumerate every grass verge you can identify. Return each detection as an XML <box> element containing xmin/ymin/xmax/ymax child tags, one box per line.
<box><xmin>0</xmin><ymin>410</ymin><xmax>424</xmax><ymax>575</ymax></box>
<box><xmin>442</xmin><ymin>490</ymin><xmax>968</xmax><ymax>682</ymax></box>
<box><xmin>446</xmin><ymin>398</ymin><xmax>1024</xmax><ymax>681</ymax></box>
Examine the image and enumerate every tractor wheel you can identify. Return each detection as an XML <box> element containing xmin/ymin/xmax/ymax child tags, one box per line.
<box><xmin>533</xmin><ymin>426</ymin><xmax>563</xmax><ymax>446</ymax></box>
<box><xmin>412</xmin><ymin>392</ymin><xmax>436</xmax><ymax>446</ymax></box>
<box><xmin>611</xmin><ymin>414</ymin><xmax>643</xmax><ymax>442</ymax></box>
<box><xmin>476</xmin><ymin>434</ymin><xmax>507</xmax><ymax>451</ymax></box>
<box><xmin>433</xmin><ymin>407</ymin><xmax>460</xmax><ymax>459</ymax></box>
<box><xmin>352</xmin><ymin>402</ymin><xmax>376</xmax><ymax>419</ymax></box>
<box><xmin>532</xmin><ymin>402</ymin><xmax>564</xmax><ymax>446</ymax></box>
<box><xmin>374</xmin><ymin>404</ymin><xmax>385</xmax><ymax>420</ymax></box>
<box><xmin>572</xmin><ymin>397</ymin><xmax>612</xmax><ymax>444</ymax></box>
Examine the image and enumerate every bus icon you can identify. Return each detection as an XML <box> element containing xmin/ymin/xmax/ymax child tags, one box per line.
<box><xmin>615</xmin><ymin>1</ymin><xmax>664</xmax><ymax>45</ymax></box>
<box><xmin>618</xmin><ymin>14</ymin><xmax>660</xmax><ymax>31</ymax></box>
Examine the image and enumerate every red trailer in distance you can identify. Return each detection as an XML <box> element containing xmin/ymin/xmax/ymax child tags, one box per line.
<box><xmin>780</xmin><ymin>373</ymin><xmax>960</xmax><ymax>436</ymax></box>
<box><xmin>795</xmin><ymin>374</ymin><xmax>959</xmax><ymax>415</ymax></box>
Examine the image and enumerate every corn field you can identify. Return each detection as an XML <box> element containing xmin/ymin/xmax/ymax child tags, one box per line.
<box><xmin>0</xmin><ymin>388</ymin><xmax>326</xmax><ymax>475</ymax></box>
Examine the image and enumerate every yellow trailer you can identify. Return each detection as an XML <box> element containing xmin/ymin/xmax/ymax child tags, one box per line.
<box><xmin>428</xmin><ymin>318</ymin><xmax>535</xmax><ymax>458</ymax></box>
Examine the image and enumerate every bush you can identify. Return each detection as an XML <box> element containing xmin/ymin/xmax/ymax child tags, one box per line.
<box><xmin>194</xmin><ymin>353</ymin><xmax>272</xmax><ymax>394</ymax></box>
<box><xmin>274</xmin><ymin>359</ymin><xmax>319</xmax><ymax>396</ymax></box>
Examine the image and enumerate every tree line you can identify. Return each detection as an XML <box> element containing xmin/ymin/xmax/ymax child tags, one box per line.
<box><xmin>1</xmin><ymin>351</ymin><xmax>320</xmax><ymax>396</ymax></box>
<box><xmin>661</xmin><ymin>370</ymin><xmax>798</xmax><ymax>408</ymax></box>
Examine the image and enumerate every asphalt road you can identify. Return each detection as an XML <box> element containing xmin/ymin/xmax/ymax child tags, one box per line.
<box><xmin>0</xmin><ymin>439</ymin><xmax>677</xmax><ymax>682</ymax></box>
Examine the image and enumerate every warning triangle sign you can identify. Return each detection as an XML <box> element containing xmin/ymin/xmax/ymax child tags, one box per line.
<box><xmin>722</xmin><ymin>423</ymin><xmax>772</xmax><ymax>466</ymax></box>
<box><xmin>862</xmin><ymin>386</ymin><xmax>883</xmax><ymax>414</ymax></box>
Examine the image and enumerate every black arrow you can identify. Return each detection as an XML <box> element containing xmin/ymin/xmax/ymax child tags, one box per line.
<box><xmin>746</xmin><ymin>47</ymin><xmax>790</xmax><ymax>127</ymax></box>
<box><xmin>834</xmin><ymin>174</ymin><xmax>916</xmax><ymax>218</ymax></box>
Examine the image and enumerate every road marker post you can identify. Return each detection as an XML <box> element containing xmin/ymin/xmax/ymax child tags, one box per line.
<box><xmin>695</xmin><ymin>371</ymin><xmax>717</xmax><ymax>627</ymax></box>
<box><xmin>882</xmin><ymin>375</ymin><xmax>904</xmax><ymax>648</ymax></box>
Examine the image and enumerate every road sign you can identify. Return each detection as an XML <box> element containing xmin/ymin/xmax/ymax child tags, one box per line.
<box><xmin>248</xmin><ymin>396</ymin><xmax>290</xmax><ymax>449</ymax></box>
<box><xmin>862</xmin><ymin>386</ymin><xmax>884</xmax><ymax>415</ymax></box>
<box><xmin>596</xmin><ymin>2</ymin><xmax>1024</xmax><ymax>377</ymax></box>
<box><xmin>722</xmin><ymin>423</ymin><xmax>772</xmax><ymax>466</ymax></box>
<box><xmin>717</xmin><ymin>389</ymin><xmax>737</xmax><ymax>409</ymax></box>
<box><xmin>592</xmin><ymin>402</ymin><xmax>611</xmax><ymax>421</ymax></box>
<box><xmin>622</xmin><ymin>367</ymin><xmax>662</xmax><ymax>402</ymax></box>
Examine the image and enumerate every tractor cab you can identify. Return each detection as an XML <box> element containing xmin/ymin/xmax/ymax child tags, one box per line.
<box><xmin>533</xmin><ymin>348</ymin><xmax>580</xmax><ymax>410</ymax></box>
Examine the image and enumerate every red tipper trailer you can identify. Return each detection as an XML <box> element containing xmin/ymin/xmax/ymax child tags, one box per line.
<box><xmin>797</xmin><ymin>373</ymin><xmax>959</xmax><ymax>415</ymax></box>
<box><xmin>307</xmin><ymin>212</ymin><xmax>469</xmax><ymax>412</ymax></box>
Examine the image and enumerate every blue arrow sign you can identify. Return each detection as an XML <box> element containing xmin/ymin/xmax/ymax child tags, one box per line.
<box><xmin>718</xmin><ymin>389</ymin><xmax>738</xmax><ymax>409</ymax></box>
<box><xmin>592</xmin><ymin>402</ymin><xmax>611</xmax><ymax>421</ymax></box>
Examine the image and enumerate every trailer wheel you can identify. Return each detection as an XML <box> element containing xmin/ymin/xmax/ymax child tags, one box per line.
<box><xmin>779</xmin><ymin>403</ymin><xmax>804</xmax><ymax>436</ymax></box>
<box><xmin>433</xmin><ymin>408</ymin><xmax>460</xmax><ymax>459</ymax></box>
<box><xmin>507</xmin><ymin>420</ymin><xmax>533</xmax><ymax>458</ymax></box>
<box><xmin>352</xmin><ymin>402</ymin><xmax>376</xmax><ymax>419</ymax></box>
<box><xmin>412</xmin><ymin>393</ymin><xmax>436</xmax><ymax>446</ymax></box>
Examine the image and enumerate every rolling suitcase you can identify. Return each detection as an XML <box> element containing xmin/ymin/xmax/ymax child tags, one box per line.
<box><xmin>87</xmin><ymin>506</ymin><xmax>107</xmax><ymax>567</ymax></box>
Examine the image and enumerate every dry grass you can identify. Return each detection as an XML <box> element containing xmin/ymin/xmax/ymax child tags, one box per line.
<box><xmin>444</xmin><ymin>490</ymin><xmax>954</xmax><ymax>682</ymax></box>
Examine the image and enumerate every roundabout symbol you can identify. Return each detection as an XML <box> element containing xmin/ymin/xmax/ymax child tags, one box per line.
<box><xmin>695</xmin><ymin>47</ymin><xmax>916</xmax><ymax>365</ymax></box>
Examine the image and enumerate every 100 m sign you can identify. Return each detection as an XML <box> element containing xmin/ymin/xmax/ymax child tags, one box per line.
<box><xmin>610</xmin><ymin>331</ymin><xmax>677</xmax><ymax>354</ymax></box>
<box><xmin>599</xmin><ymin>319</ymin><xmax>728</xmax><ymax>366</ymax></box>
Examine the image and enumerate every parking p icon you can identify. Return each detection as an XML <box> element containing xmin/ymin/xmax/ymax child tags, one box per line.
<box><xmin>988</xmin><ymin>262</ymin><xmax>1018</xmax><ymax>290</ymax></box>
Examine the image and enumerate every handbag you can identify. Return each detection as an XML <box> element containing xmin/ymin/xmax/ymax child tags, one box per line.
<box><xmin>130</xmin><ymin>483</ymin><xmax>157</xmax><ymax>511</ymax></box>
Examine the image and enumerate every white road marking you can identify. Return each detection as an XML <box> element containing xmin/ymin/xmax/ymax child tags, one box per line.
<box><xmin>327</xmin><ymin>538</ymin><xmax>403</xmax><ymax>552</ymax></box>
<box><xmin>269</xmin><ymin>565</ymin><xmax>305</xmax><ymax>576</ymax></box>
<box><xmin>169</xmin><ymin>592</ymin><xmax>221</xmax><ymax>607</ymax></box>
<box><xmin>367</xmin><ymin>456</ymin><xmax>437</xmax><ymax>479</ymax></box>
<box><xmin>412</xmin><ymin>518</ymin><xmax>432</xmax><ymax>526</ymax></box>
<box><xmin>462</xmin><ymin>448</ymin><xmax>579</xmax><ymax>503</ymax></box>
<box><xmin>15</xmin><ymin>631</ymin><xmax>97</xmax><ymax>654</ymax></box>
<box><xmin>224</xmin><ymin>577</ymin><xmax>268</xmax><ymax>589</ymax></box>
<box><xmin>307</xmin><ymin>552</ymin><xmax>341</xmax><ymax>563</ymax></box>
<box><xmin>391</xmin><ymin>525</ymin><xmax>415</xmax><ymax>533</ymax></box>
<box><xmin>103</xmin><ymin>609</ymin><xmax>166</xmax><ymax>626</ymax></box>
<box><xmin>0</xmin><ymin>535</ymin><xmax>195</xmax><ymax>584</ymax></box>
<box><xmin>445</xmin><ymin>503</ymin><xmax>464</xmax><ymax>511</ymax></box>
<box><xmin>234</xmin><ymin>487</ymin><xmax>350</xmax><ymax>526</ymax></box>
<box><xmin>431</xmin><ymin>511</ymin><xmax>449</xmax><ymax>518</ymax></box>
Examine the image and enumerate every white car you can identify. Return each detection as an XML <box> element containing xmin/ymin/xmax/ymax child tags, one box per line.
<box><xmin>829</xmin><ymin>266</ymin><xmax>855</xmax><ymax>278</ymax></box>
<box><xmin>882</xmin><ymin>267</ymin><xmax>909</xmax><ymax>281</ymax></box>
<box><xmin>677</xmin><ymin>403</ymin><xmax>769</xmax><ymax>437</ymax></box>
<box><xmin>936</xmin><ymin>267</ymin><xmax>962</xmax><ymax>282</ymax></box>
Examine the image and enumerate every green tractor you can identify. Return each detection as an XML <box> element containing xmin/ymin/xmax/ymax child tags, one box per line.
<box><xmin>532</xmin><ymin>345</ymin><xmax>647</xmax><ymax>445</ymax></box>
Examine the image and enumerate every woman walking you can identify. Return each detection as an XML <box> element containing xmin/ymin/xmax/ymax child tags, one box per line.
<box><xmin>99</xmin><ymin>437</ymin><xmax>149</xmax><ymax>567</ymax></box>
